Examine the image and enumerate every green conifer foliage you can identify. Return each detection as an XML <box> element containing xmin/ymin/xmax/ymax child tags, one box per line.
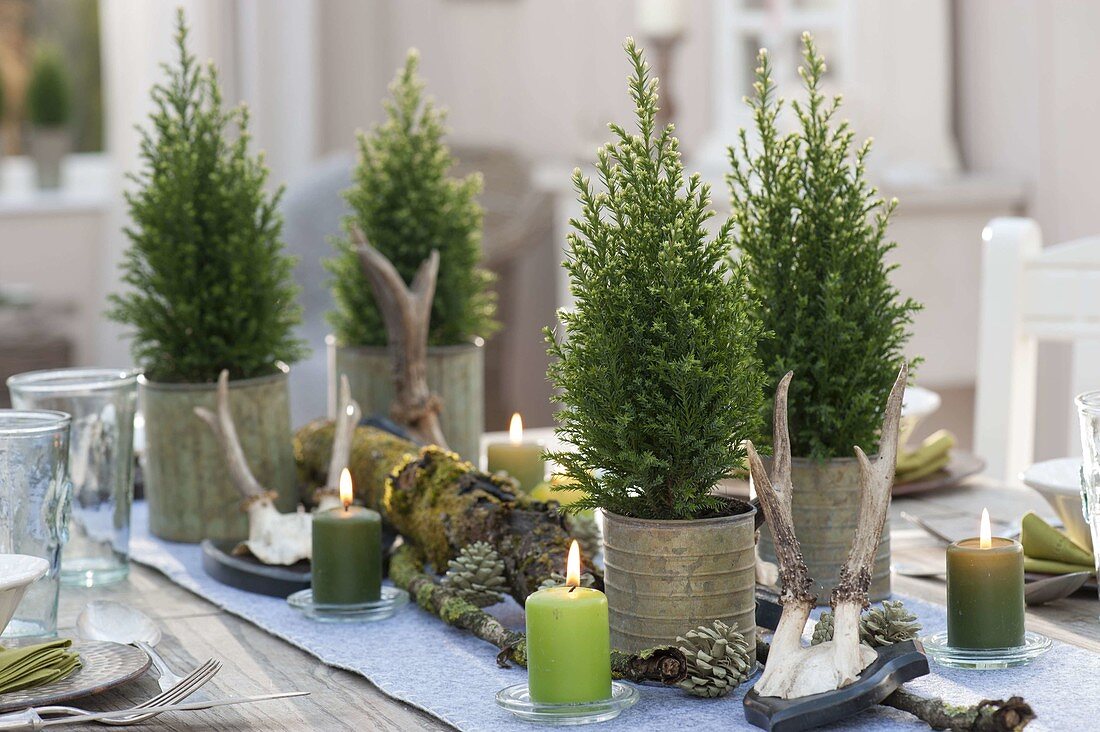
<box><xmin>547</xmin><ymin>40</ymin><xmax>765</xmax><ymax>521</ymax></box>
<box><xmin>107</xmin><ymin>11</ymin><xmax>306</xmax><ymax>383</ymax></box>
<box><xmin>728</xmin><ymin>34</ymin><xmax>920</xmax><ymax>459</ymax></box>
<box><xmin>26</xmin><ymin>46</ymin><xmax>71</xmax><ymax>128</ymax></box>
<box><xmin>327</xmin><ymin>50</ymin><xmax>496</xmax><ymax>348</ymax></box>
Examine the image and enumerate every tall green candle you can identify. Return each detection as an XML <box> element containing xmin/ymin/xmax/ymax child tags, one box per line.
<box><xmin>525</xmin><ymin>541</ymin><xmax>612</xmax><ymax>704</ymax></box>
<box><xmin>946</xmin><ymin>509</ymin><xmax>1025</xmax><ymax>649</ymax></box>
<box><xmin>486</xmin><ymin>413</ymin><xmax>546</xmax><ymax>493</ymax></box>
<box><xmin>311</xmin><ymin>469</ymin><xmax>382</xmax><ymax>605</ymax></box>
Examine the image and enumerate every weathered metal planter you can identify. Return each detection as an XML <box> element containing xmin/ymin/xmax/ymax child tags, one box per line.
<box><xmin>757</xmin><ymin>457</ymin><xmax>891</xmax><ymax>602</ymax></box>
<box><xmin>329</xmin><ymin>339</ymin><xmax>484</xmax><ymax>463</ymax></box>
<box><xmin>30</xmin><ymin>127</ymin><xmax>71</xmax><ymax>190</ymax></box>
<box><xmin>602</xmin><ymin>499</ymin><xmax>758</xmax><ymax>655</ymax></box>
<box><xmin>140</xmin><ymin>367</ymin><xmax>296</xmax><ymax>542</ymax></box>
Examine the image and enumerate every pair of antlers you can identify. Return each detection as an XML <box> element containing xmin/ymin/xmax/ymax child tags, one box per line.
<box><xmin>747</xmin><ymin>364</ymin><xmax>907</xmax><ymax>698</ymax></box>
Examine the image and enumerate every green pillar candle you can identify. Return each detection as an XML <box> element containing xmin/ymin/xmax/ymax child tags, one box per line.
<box><xmin>486</xmin><ymin>413</ymin><xmax>545</xmax><ymax>492</ymax></box>
<box><xmin>525</xmin><ymin>542</ymin><xmax>612</xmax><ymax>704</ymax></box>
<box><xmin>311</xmin><ymin>479</ymin><xmax>382</xmax><ymax>605</ymax></box>
<box><xmin>946</xmin><ymin>514</ymin><xmax>1025</xmax><ymax>649</ymax></box>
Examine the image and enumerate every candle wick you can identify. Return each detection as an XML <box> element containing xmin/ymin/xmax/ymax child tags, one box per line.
<box><xmin>568</xmin><ymin>585</ymin><xmax>576</xmax><ymax>593</ymax></box>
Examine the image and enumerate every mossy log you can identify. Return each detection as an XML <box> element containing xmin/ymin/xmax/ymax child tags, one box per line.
<box><xmin>390</xmin><ymin>543</ymin><xmax>687</xmax><ymax>686</ymax></box>
<box><xmin>294</xmin><ymin>421</ymin><xmax>601</xmax><ymax>603</ymax></box>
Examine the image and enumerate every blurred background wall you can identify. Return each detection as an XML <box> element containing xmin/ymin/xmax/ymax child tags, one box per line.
<box><xmin>0</xmin><ymin>0</ymin><xmax>1095</xmax><ymax>461</ymax></box>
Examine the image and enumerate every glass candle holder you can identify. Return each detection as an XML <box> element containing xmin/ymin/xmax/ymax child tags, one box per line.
<box><xmin>0</xmin><ymin>409</ymin><xmax>71</xmax><ymax>638</ymax></box>
<box><xmin>7</xmin><ymin>369</ymin><xmax>138</xmax><ymax>587</ymax></box>
<box><xmin>1076</xmin><ymin>390</ymin><xmax>1100</xmax><ymax>605</ymax></box>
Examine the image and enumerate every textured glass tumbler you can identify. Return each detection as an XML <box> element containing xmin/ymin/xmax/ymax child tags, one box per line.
<box><xmin>8</xmin><ymin>369</ymin><xmax>138</xmax><ymax>587</ymax></box>
<box><xmin>1076</xmin><ymin>390</ymin><xmax>1100</xmax><ymax>605</ymax></box>
<box><xmin>0</xmin><ymin>410</ymin><xmax>71</xmax><ymax>638</ymax></box>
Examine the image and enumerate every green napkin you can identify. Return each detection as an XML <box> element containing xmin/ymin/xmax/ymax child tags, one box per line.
<box><xmin>1021</xmin><ymin>512</ymin><xmax>1095</xmax><ymax>576</ymax></box>
<box><xmin>0</xmin><ymin>639</ymin><xmax>82</xmax><ymax>694</ymax></box>
<box><xmin>896</xmin><ymin>430</ymin><xmax>954</xmax><ymax>484</ymax></box>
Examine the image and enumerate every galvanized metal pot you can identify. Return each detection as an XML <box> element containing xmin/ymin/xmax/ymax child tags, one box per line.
<box><xmin>140</xmin><ymin>367</ymin><xmax>296</xmax><ymax>542</ymax></box>
<box><xmin>330</xmin><ymin>340</ymin><xmax>484</xmax><ymax>462</ymax></box>
<box><xmin>602</xmin><ymin>499</ymin><xmax>758</xmax><ymax>655</ymax></box>
<box><xmin>757</xmin><ymin>457</ymin><xmax>891</xmax><ymax>602</ymax></box>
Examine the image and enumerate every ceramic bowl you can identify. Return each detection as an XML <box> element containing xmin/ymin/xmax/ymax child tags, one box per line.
<box><xmin>0</xmin><ymin>555</ymin><xmax>50</xmax><ymax>635</ymax></box>
<box><xmin>900</xmin><ymin>385</ymin><xmax>942</xmax><ymax>448</ymax></box>
<box><xmin>1020</xmin><ymin>457</ymin><xmax>1094</xmax><ymax>553</ymax></box>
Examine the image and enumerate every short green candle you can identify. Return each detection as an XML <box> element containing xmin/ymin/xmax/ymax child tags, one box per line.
<box><xmin>311</xmin><ymin>503</ymin><xmax>382</xmax><ymax>605</ymax></box>
<box><xmin>946</xmin><ymin>536</ymin><xmax>1025</xmax><ymax>649</ymax></box>
<box><xmin>486</xmin><ymin>413</ymin><xmax>545</xmax><ymax>492</ymax></box>
<box><xmin>525</xmin><ymin>585</ymin><xmax>612</xmax><ymax>704</ymax></box>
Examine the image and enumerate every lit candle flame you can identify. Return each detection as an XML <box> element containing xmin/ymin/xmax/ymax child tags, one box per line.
<box><xmin>509</xmin><ymin>412</ymin><xmax>524</xmax><ymax>444</ymax></box>
<box><xmin>340</xmin><ymin>468</ymin><xmax>354</xmax><ymax>510</ymax></box>
<box><xmin>979</xmin><ymin>507</ymin><xmax>991</xmax><ymax>549</ymax></box>
<box><xmin>566</xmin><ymin>540</ymin><xmax>581</xmax><ymax>589</ymax></box>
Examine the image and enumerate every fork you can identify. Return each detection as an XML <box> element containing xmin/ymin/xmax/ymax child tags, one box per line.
<box><xmin>31</xmin><ymin>658</ymin><xmax>220</xmax><ymax>726</ymax></box>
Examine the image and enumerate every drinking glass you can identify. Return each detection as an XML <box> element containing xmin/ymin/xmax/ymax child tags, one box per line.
<box><xmin>0</xmin><ymin>410</ymin><xmax>71</xmax><ymax>638</ymax></box>
<box><xmin>7</xmin><ymin>369</ymin><xmax>138</xmax><ymax>587</ymax></box>
<box><xmin>1075</xmin><ymin>390</ymin><xmax>1100</xmax><ymax>601</ymax></box>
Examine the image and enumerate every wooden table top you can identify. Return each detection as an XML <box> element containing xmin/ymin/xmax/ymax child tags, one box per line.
<box><xmin>54</xmin><ymin>474</ymin><xmax>1097</xmax><ymax>730</ymax></box>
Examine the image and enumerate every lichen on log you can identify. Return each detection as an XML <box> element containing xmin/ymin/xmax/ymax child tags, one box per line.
<box><xmin>383</xmin><ymin>445</ymin><xmax>602</xmax><ymax>603</ymax></box>
<box><xmin>295</xmin><ymin>423</ymin><xmax>602</xmax><ymax>603</ymax></box>
<box><xmin>390</xmin><ymin>544</ymin><xmax>686</xmax><ymax>685</ymax></box>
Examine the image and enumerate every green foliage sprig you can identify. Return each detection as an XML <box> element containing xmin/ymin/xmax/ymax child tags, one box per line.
<box><xmin>107</xmin><ymin>10</ymin><xmax>306</xmax><ymax>383</ymax></box>
<box><xmin>547</xmin><ymin>39</ymin><xmax>766</xmax><ymax>521</ymax></box>
<box><xmin>26</xmin><ymin>46</ymin><xmax>71</xmax><ymax>128</ymax></box>
<box><xmin>727</xmin><ymin>34</ymin><xmax>920</xmax><ymax>459</ymax></box>
<box><xmin>327</xmin><ymin>50</ymin><xmax>496</xmax><ymax>348</ymax></box>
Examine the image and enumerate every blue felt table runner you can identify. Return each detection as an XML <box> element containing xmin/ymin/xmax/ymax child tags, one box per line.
<box><xmin>128</xmin><ymin>502</ymin><xmax>1088</xmax><ymax>731</ymax></box>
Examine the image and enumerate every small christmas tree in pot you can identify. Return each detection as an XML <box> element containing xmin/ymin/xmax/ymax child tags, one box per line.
<box><xmin>26</xmin><ymin>45</ymin><xmax>72</xmax><ymax>190</ymax></box>
<box><xmin>728</xmin><ymin>35</ymin><xmax>920</xmax><ymax>600</ymax></box>
<box><xmin>547</xmin><ymin>39</ymin><xmax>766</xmax><ymax>655</ymax></box>
<box><xmin>327</xmin><ymin>50</ymin><xmax>496</xmax><ymax>462</ymax></box>
<box><xmin>108</xmin><ymin>11</ymin><xmax>307</xmax><ymax>542</ymax></box>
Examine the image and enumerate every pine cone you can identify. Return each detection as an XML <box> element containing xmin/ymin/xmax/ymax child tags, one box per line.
<box><xmin>538</xmin><ymin>572</ymin><xmax>597</xmax><ymax>591</ymax></box>
<box><xmin>442</xmin><ymin>541</ymin><xmax>507</xmax><ymax>607</ymax></box>
<box><xmin>861</xmin><ymin>600</ymin><xmax>921</xmax><ymax>647</ymax></box>
<box><xmin>676</xmin><ymin>620</ymin><xmax>753</xmax><ymax>698</ymax></box>
<box><xmin>565</xmin><ymin>512</ymin><xmax>601</xmax><ymax>559</ymax></box>
<box><xmin>810</xmin><ymin>611</ymin><xmax>834</xmax><ymax>645</ymax></box>
<box><xmin>810</xmin><ymin>601</ymin><xmax>921</xmax><ymax>648</ymax></box>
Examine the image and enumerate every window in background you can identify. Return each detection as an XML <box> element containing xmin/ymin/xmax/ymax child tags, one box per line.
<box><xmin>0</xmin><ymin>0</ymin><xmax>102</xmax><ymax>155</ymax></box>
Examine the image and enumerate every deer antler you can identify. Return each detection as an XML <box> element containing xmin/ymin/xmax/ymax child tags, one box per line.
<box><xmin>352</xmin><ymin>227</ymin><xmax>449</xmax><ymax>450</ymax></box>
<box><xmin>195</xmin><ymin>370</ymin><xmax>312</xmax><ymax>565</ymax></box>
<box><xmin>750</xmin><ymin>364</ymin><xmax>909</xmax><ymax>699</ymax></box>
<box><xmin>315</xmin><ymin>374</ymin><xmax>362</xmax><ymax>511</ymax></box>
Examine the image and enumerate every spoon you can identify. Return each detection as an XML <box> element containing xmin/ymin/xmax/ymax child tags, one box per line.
<box><xmin>894</xmin><ymin>565</ymin><xmax>1091</xmax><ymax>606</ymax></box>
<box><xmin>76</xmin><ymin>601</ymin><xmax>183</xmax><ymax>691</ymax></box>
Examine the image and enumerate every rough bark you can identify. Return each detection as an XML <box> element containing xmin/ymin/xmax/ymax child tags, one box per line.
<box><xmin>295</xmin><ymin>423</ymin><xmax>602</xmax><ymax>603</ymax></box>
<box><xmin>390</xmin><ymin>544</ymin><xmax>686</xmax><ymax>685</ymax></box>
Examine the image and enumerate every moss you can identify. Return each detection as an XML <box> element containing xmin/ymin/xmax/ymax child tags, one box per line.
<box><xmin>293</xmin><ymin>419</ymin><xmax>415</xmax><ymax>509</ymax></box>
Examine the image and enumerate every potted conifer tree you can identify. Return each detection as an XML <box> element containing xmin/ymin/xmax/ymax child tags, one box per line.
<box><xmin>327</xmin><ymin>50</ymin><xmax>496</xmax><ymax>462</ymax></box>
<box><xmin>26</xmin><ymin>46</ymin><xmax>72</xmax><ymax>190</ymax></box>
<box><xmin>108</xmin><ymin>11</ymin><xmax>306</xmax><ymax>542</ymax></box>
<box><xmin>548</xmin><ymin>40</ymin><xmax>764</xmax><ymax>654</ymax></box>
<box><xmin>728</xmin><ymin>35</ymin><xmax>920</xmax><ymax>600</ymax></box>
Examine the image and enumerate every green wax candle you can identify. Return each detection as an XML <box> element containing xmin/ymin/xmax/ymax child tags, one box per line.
<box><xmin>486</xmin><ymin>413</ymin><xmax>545</xmax><ymax>492</ymax></box>
<box><xmin>311</xmin><ymin>500</ymin><xmax>382</xmax><ymax>606</ymax></box>
<box><xmin>525</xmin><ymin>542</ymin><xmax>612</xmax><ymax>704</ymax></box>
<box><xmin>946</xmin><ymin>522</ymin><xmax>1025</xmax><ymax>649</ymax></box>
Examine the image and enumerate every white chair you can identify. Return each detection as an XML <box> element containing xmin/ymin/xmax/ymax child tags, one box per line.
<box><xmin>975</xmin><ymin>217</ymin><xmax>1100</xmax><ymax>483</ymax></box>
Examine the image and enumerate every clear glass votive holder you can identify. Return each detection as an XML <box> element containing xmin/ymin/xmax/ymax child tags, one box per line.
<box><xmin>1076</xmin><ymin>390</ymin><xmax>1100</xmax><ymax>606</ymax></box>
<box><xmin>0</xmin><ymin>409</ymin><xmax>71</xmax><ymax>638</ymax></box>
<box><xmin>7</xmin><ymin>369</ymin><xmax>139</xmax><ymax>587</ymax></box>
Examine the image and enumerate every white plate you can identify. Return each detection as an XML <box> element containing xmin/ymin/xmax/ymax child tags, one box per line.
<box><xmin>1020</xmin><ymin>457</ymin><xmax>1093</xmax><ymax>552</ymax></box>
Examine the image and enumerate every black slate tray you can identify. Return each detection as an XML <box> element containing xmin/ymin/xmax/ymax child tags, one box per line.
<box><xmin>201</xmin><ymin>539</ymin><xmax>311</xmax><ymax>598</ymax></box>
